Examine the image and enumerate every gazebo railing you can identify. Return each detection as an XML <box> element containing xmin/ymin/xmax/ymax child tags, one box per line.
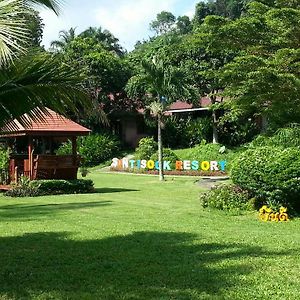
<box><xmin>33</xmin><ymin>154</ymin><xmax>81</xmax><ymax>180</ymax></box>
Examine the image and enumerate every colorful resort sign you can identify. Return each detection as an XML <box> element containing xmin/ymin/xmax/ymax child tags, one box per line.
<box><xmin>111</xmin><ymin>158</ymin><xmax>227</xmax><ymax>172</ymax></box>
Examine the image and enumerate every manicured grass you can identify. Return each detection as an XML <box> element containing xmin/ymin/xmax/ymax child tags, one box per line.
<box><xmin>0</xmin><ymin>172</ymin><xmax>299</xmax><ymax>299</ymax></box>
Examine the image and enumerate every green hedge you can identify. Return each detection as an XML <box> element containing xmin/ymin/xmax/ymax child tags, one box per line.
<box><xmin>231</xmin><ymin>146</ymin><xmax>300</xmax><ymax>211</ymax></box>
<box><xmin>6</xmin><ymin>179</ymin><xmax>94</xmax><ymax>197</ymax></box>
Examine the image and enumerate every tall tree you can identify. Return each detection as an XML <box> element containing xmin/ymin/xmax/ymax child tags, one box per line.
<box><xmin>56</xmin><ymin>35</ymin><xmax>131</xmax><ymax>129</ymax></box>
<box><xmin>25</xmin><ymin>8</ymin><xmax>44</xmax><ymax>47</ymax></box>
<box><xmin>219</xmin><ymin>0</ymin><xmax>300</xmax><ymax>130</ymax></box>
<box><xmin>192</xmin><ymin>0</ymin><xmax>249</xmax><ymax>28</ymax></box>
<box><xmin>79</xmin><ymin>26</ymin><xmax>124</xmax><ymax>56</ymax></box>
<box><xmin>176</xmin><ymin>15</ymin><xmax>192</xmax><ymax>34</ymax></box>
<box><xmin>164</xmin><ymin>15</ymin><xmax>237</xmax><ymax>143</ymax></box>
<box><xmin>150</xmin><ymin>11</ymin><xmax>176</xmax><ymax>35</ymax></box>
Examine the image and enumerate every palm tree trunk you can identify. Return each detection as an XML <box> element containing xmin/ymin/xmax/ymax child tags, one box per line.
<box><xmin>211</xmin><ymin>94</ymin><xmax>218</xmax><ymax>144</ymax></box>
<box><xmin>212</xmin><ymin>109</ymin><xmax>219</xmax><ymax>144</ymax></box>
<box><xmin>157</xmin><ymin>114</ymin><xmax>164</xmax><ymax>181</ymax></box>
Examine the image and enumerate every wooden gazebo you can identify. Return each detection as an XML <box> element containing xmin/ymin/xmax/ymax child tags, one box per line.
<box><xmin>0</xmin><ymin>108</ymin><xmax>91</xmax><ymax>182</ymax></box>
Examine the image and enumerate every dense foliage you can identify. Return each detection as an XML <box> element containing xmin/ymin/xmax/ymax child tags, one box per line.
<box><xmin>162</xmin><ymin>117</ymin><xmax>213</xmax><ymax>148</ymax></box>
<box><xmin>249</xmin><ymin>126</ymin><xmax>300</xmax><ymax>148</ymax></box>
<box><xmin>0</xmin><ymin>146</ymin><xmax>9</xmax><ymax>184</ymax></box>
<box><xmin>57</xmin><ymin>134</ymin><xmax>120</xmax><ymax>167</ymax></box>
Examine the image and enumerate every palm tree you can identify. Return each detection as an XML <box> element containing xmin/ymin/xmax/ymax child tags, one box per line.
<box><xmin>0</xmin><ymin>0</ymin><xmax>60</xmax><ymax>66</ymax></box>
<box><xmin>126</xmin><ymin>58</ymin><xmax>197</xmax><ymax>181</ymax></box>
<box><xmin>50</xmin><ymin>27</ymin><xmax>77</xmax><ymax>51</ymax></box>
<box><xmin>0</xmin><ymin>0</ymin><xmax>92</xmax><ymax>125</ymax></box>
<box><xmin>147</xmin><ymin>101</ymin><xmax>164</xmax><ymax>180</ymax></box>
<box><xmin>0</xmin><ymin>51</ymin><xmax>90</xmax><ymax>125</ymax></box>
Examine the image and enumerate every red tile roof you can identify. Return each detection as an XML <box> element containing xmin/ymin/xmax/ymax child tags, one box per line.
<box><xmin>0</xmin><ymin>108</ymin><xmax>91</xmax><ymax>137</ymax></box>
<box><xmin>168</xmin><ymin>101</ymin><xmax>193</xmax><ymax>110</ymax></box>
<box><xmin>167</xmin><ymin>97</ymin><xmax>224</xmax><ymax>111</ymax></box>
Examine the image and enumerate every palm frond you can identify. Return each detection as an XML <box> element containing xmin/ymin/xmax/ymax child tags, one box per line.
<box><xmin>0</xmin><ymin>51</ymin><xmax>92</xmax><ymax>126</ymax></box>
<box><xmin>147</xmin><ymin>101</ymin><xmax>164</xmax><ymax>117</ymax></box>
<box><xmin>26</xmin><ymin>0</ymin><xmax>61</xmax><ymax>15</ymax></box>
<box><xmin>0</xmin><ymin>0</ymin><xmax>62</xmax><ymax>66</ymax></box>
<box><xmin>0</xmin><ymin>0</ymin><xmax>29</xmax><ymax>66</ymax></box>
<box><xmin>50</xmin><ymin>40</ymin><xmax>65</xmax><ymax>49</ymax></box>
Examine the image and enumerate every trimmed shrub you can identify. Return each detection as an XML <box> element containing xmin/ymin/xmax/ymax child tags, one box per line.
<box><xmin>6</xmin><ymin>179</ymin><xmax>94</xmax><ymax>197</ymax></box>
<box><xmin>57</xmin><ymin>134</ymin><xmax>120</xmax><ymax>167</ymax></box>
<box><xmin>135</xmin><ymin>137</ymin><xmax>157</xmax><ymax>160</ymax></box>
<box><xmin>200</xmin><ymin>184</ymin><xmax>252</xmax><ymax>212</ymax></box>
<box><xmin>231</xmin><ymin>146</ymin><xmax>300</xmax><ymax>211</ymax></box>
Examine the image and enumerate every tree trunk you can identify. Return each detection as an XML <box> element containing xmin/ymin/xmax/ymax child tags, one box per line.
<box><xmin>212</xmin><ymin>110</ymin><xmax>218</xmax><ymax>144</ymax></box>
<box><xmin>157</xmin><ymin>114</ymin><xmax>164</xmax><ymax>181</ymax></box>
<box><xmin>261</xmin><ymin>115</ymin><xmax>268</xmax><ymax>133</ymax></box>
<box><xmin>211</xmin><ymin>95</ymin><xmax>219</xmax><ymax>144</ymax></box>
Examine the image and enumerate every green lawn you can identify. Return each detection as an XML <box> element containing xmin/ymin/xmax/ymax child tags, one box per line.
<box><xmin>0</xmin><ymin>172</ymin><xmax>299</xmax><ymax>300</ymax></box>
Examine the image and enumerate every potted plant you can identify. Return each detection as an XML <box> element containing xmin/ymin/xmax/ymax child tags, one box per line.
<box><xmin>80</xmin><ymin>166</ymin><xmax>90</xmax><ymax>177</ymax></box>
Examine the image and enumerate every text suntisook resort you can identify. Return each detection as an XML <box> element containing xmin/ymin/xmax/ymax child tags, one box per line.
<box><xmin>111</xmin><ymin>158</ymin><xmax>227</xmax><ymax>171</ymax></box>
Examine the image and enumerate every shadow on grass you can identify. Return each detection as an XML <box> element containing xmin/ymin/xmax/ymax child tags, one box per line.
<box><xmin>94</xmin><ymin>187</ymin><xmax>139</xmax><ymax>193</ymax></box>
<box><xmin>0</xmin><ymin>231</ymin><xmax>291</xmax><ymax>299</ymax></box>
<box><xmin>0</xmin><ymin>201</ymin><xmax>112</xmax><ymax>220</ymax></box>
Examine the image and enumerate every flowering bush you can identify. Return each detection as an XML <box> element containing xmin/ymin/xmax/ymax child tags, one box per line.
<box><xmin>200</xmin><ymin>184</ymin><xmax>253</xmax><ymax>212</ymax></box>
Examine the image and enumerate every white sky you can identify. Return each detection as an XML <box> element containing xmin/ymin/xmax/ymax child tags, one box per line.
<box><xmin>39</xmin><ymin>0</ymin><xmax>199</xmax><ymax>51</ymax></box>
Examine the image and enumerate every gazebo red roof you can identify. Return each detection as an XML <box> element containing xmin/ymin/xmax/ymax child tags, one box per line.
<box><xmin>0</xmin><ymin>108</ymin><xmax>91</xmax><ymax>137</ymax></box>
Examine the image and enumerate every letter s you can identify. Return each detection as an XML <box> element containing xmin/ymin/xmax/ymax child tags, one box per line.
<box><xmin>111</xmin><ymin>158</ymin><xmax>118</xmax><ymax>168</ymax></box>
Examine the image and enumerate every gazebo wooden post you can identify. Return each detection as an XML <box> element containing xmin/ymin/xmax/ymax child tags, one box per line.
<box><xmin>28</xmin><ymin>137</ymin><xmax>33</xmax><ymax>180</ymax></box>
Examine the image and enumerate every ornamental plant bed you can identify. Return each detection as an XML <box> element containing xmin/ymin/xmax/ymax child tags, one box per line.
<box><xmin>110</xmin><ymin>167</ymin><xmax>227</xmax><ymax>177</ymax></box>
<box><xmin>5</xmin><ymin>179</ymin><xmax>95</xmax><ymax>197</ymax></box>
